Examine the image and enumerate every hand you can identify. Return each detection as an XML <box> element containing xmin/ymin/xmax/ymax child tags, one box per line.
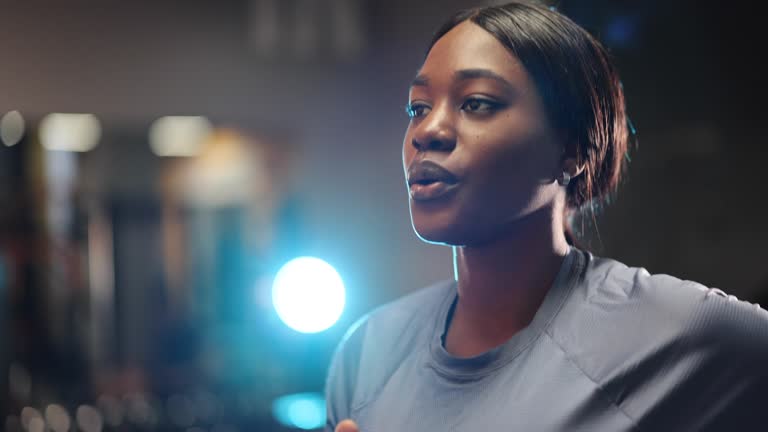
<box><xmin>335</xmin><ymin>419</ymin><xmax>360</xmax><ymax>432</ymax></box>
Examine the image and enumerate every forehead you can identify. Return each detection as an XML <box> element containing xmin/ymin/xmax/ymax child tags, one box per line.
<box><xmin>418</xmin><ymin>20</ymin><xmax>526</xmax><ymax>83</ymax></box>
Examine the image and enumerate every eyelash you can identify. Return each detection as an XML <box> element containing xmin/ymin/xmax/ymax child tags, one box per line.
<box><xmin>405</xmin><ymin>97</ymin><xmax>502</xmax><ymax>119</ymax></box>
<box><xmin>405</xmin><ymin>102</ymin><xmax>430</xmax><ymax>119</ymax></box>
<box><xmin>461</xmin><ymin>97</ymin><xmax>502</xmax><ymax>113</ymax></box>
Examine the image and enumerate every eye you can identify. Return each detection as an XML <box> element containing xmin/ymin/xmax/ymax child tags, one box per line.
<box><xmin>405</xmin><ymin>102</ymin><xmax>431</xmax><ymax>119</ymax></box>
<box><xmin>461</xmin><ymin>97</ymin><xmax>502</xmax><ymax>114</ymax></box>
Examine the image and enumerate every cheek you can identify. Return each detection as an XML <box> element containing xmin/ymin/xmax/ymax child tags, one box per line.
<box><xmin>473</xmin><ymin>117</ymin><xmax>560</xmax><ymax>180</ymax></box>
<box><xmin>468</xmin><ymin>135</ymin><xmax>538</xmax><ymax>188</ymax></box>
<box><xmin>461</xmin><ymin>127</ymin><xmax>560</xmax><ymax>211</ymax></box>
<box><xmin>402</xmin><ymin>128</ymin><xmax>416</xmax><ymax>163</ymax></box>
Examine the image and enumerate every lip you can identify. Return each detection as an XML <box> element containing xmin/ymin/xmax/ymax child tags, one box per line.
<box><xmin>407</xmin><ymin>160</ymin><xmax>460</xmax><ymax>202</ymax></box>
<box><xmin>409</xmin><ymin>181</ymin><xmax>460</xmax><ymax>201</ymax></box>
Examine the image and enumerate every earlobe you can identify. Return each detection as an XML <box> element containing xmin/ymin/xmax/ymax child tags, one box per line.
<box><xmin>556</xmin><ymin>157</ymin><xmax>584</xmax><ymax>187</ymax></box>
<box><xmin>562</xmin><ymin>157</ymin><xmax>585</xmax><ymax>179</ymax></box>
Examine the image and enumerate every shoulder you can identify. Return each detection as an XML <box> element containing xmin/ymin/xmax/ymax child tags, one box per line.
<box><xmin>325</xmin><ymin>280</ymin><xmax>454</xmax><ymax>427</ymax></box>
<box><xmin>562</xmin><ymin>252</ymin><xmax>768</xmax><ymax>362</ymax></box>
<box><xmin>584</xmin><ymin>253</ymin><xmax>768</xmax><ymax>349</ymax></box>
<box><xmin>552</xmin><ymin>252</ymin><xmax>768</xmax><ymax>429</ymax></box>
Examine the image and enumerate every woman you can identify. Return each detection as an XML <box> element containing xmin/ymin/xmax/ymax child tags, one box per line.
<box><xmin>326</xmin><ymin>2</ymin><xmax>768</xmax><ymax>431</ymax></box>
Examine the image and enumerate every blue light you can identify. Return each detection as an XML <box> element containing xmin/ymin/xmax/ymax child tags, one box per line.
<box><xmin>272</xmin><ymin>392</ymin><xmax>326</xmax><ymax>430</ymax></box>
<box><xmin>605</xmin><ymin>16</ymin><xmax>638</xmax><ymax>47</ymax></box>
<box><xmin>272</xmin><ymin>257</ymin><xmax>345</xmax><ymax>333</ymax></box>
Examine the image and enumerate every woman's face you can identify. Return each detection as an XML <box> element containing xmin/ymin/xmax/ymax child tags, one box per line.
<box><xmin>403</xmin><ymin>21</ymin><xmax>564</xmax><ymax>246</ymax></box>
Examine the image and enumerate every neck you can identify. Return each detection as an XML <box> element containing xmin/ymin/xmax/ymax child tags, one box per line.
<box><xmin>445</xmin><ymin>203</ymin><xmax>570</xmax><ymax>357</ymax></box>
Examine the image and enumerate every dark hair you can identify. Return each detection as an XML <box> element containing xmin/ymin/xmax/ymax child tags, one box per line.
<box><xmin>429</xmin><ymin>1</ymin><xmax>632</xmax><ymax>243</ymax></box>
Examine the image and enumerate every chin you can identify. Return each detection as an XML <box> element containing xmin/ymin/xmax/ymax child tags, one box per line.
<box><xmin>409</xmin><ymin>206</ymin><xmax>463</xmax><ymax>246</ymax></box>
<box><xmin>409</xmin><ymin>202</ymin><xmax>547</xmax><ymax>247</ymax></box>
<box><xmin>413</xmin><ymin>227</ymin><xmax>460</xmax><ymax>246</ymax></box>
<box><xmin>414</xmin><ymin>224</ymin><xmax>504</xmax><ymax>247</ymax></box>
<box><xmin>410</xmin><ymin>215</ymin><xmax>480</xmax><ymax>247</ymax></box>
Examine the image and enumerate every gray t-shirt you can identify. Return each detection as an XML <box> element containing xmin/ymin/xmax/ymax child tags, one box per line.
<box><xmin>325</xmin><ymin>247</ymin><xmax>768</xmax><ymax>431</ymax></box>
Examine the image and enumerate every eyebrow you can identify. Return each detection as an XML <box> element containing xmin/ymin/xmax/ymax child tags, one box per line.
<box><xmin>411</xmin><ymin>74</ymin><xmax>429</xmax><ymax>87</ymax></box>
<box><xmin>410</xmin><ymin>68</ymin><xmax>514</xmax><ymax>91</ymax></box>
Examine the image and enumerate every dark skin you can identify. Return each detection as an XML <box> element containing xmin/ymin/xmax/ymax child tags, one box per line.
<box><xmin>335</xmin><ymin>21</ymin><xmax>583</xmax><ymax>432</ymax></box>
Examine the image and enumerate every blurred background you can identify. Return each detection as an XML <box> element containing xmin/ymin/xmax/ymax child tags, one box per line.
<box><xmin>0</xmin><ymin>0</ymin><xmax>765</xmax><ymax>430</ymax></box>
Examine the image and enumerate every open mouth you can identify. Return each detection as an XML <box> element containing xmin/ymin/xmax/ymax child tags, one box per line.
<box><xmin>408</xmin><ymin>179</ymin><xmax>459</xmax><ymax>201</ymax></box>
<box><xmin>411</xmin><ymin>178</ymin><xmax>443</xmax><ymax>186</ymax></box>
<box><xmin>407</xmin><ymin>161</ymin><xmax>458</xmax><ymax>185</ymax></box>
<box><xmin>406</xmin><ymin>160</ymin><xmax>460</xmax><ymax>201</ymax></box>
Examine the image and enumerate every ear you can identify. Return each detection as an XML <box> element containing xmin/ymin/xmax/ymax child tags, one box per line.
<box><xmin>557</xmin><ymin>134</ymin><xmax>585</xmax><ymax>179</ymax></box>
<box><xmin>562</xmin><ymin>157</ymin><xmax>585</xmax><ymax>179</ymax></box>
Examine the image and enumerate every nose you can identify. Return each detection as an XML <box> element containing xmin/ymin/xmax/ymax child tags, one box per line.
<box><xmin>410</xmin><ymin>104</ymin><xmax>456</xmax><ymax>152</ymax></box>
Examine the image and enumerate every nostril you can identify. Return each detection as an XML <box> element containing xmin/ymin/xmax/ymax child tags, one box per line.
<box><xmin>425</xmin><ymin>139</ymin><xmax>450</xmax><ymax>151</ymax></box>
<box><xmin>412</xmin><ymin>133</ymin><xmax>456</xmax><ymax>152</ymax></box>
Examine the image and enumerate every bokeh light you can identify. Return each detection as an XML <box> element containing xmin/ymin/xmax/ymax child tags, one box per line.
<box><xmin>149</xmin><ymin>116</ymin><xmax>212</xmax><ymax>157</ymax></box>
<box><xmin>0</xmin><ymin>110</ymin><xmax>25</xmax><ymax>147</ymax></box>
<box><xmin>271</xmin><ymin>392</ymin><xmax>326</xmax><ymax>430</ymax></box>
<box><xmin>39</xmin><ymin>113</ymin><xmax>101</xmax><ymax>152</ymax></box>
<box><xmin>76</xmin><ymin>405</ymin><xmax>104</xmax><ymax>432</ymax></box>
<box><xmin>27</xmin><ymin>417</ymin><xmax>45</xmax><ymax>432</ymax></box>
<box><xmin>44</xmin><ymin>404</ymin><xmax>71</xmax><ymax>432</ymax></box>
<box><xmin>272</xmin><ymin>257</ymin><xmax>345</xmax><ymax>333</ymax></box>
<box><xmin>20</xmin><ymin>407</ymin><xmax>43</xmax><ymax>430</ymax></box>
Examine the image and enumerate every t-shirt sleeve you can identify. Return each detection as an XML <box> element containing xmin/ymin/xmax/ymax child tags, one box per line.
<box><xmin>691</xmin><ymin>289</ymin><xmax>768</xmax><ymax>430</ymax></box>
<box><xmin>638</xmin><ymin>283</ymin><xmax>768</xmax><ymax>430</ymax></box>
<box><xmin>325</xmin><ymin>316</ymin><xmax>369</xmax><ymax>432</ymax></box>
